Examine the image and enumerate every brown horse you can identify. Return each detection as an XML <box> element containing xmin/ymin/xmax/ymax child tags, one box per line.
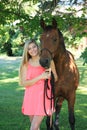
<box><xmin>39</xmin><ymin>18</ymin><xmax>79</xmax><ymax>130</ymax></box>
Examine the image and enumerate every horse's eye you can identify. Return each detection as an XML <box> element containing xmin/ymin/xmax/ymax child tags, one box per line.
<box><xmin>53</xmin><ymin>38</ymin><xmax>57</xmax><ymax>42</ymax></box>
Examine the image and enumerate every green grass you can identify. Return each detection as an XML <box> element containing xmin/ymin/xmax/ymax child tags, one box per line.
<box><xmin>0</xmin><ymin>56</ymin><xmax>87</xmax><ymax>130</ymax></box>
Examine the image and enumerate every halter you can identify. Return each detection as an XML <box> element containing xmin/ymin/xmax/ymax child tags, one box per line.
<box><xmin>40</xmin><ymin>46</ymin><xmax>58</xmax><ymax>59</ymax></box>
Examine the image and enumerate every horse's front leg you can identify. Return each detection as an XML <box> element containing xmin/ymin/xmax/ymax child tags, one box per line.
<box><xmin>68</xmin><ymin>92</ymin><xmax>76</xmax><ymax>130</ymax></box>
<box><xmin>46</xmin><ymin>116</ymin><xmax>53</xmax><ymax>130</ymax></box>
<box><xmin>54</xmin><ymin>97</ymin><xmax>64</xmax><ymax>130</ymax></box>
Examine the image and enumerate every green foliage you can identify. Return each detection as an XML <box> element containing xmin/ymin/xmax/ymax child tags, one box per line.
<box><xmin>0</xmin><ymin>0</ymin><xmax>87</xmax><ymax>56</ymax></box>
<box><xmin>80</xmin><ymin>47</ymin><xmax>87</xmax><ymax>65</ymax></box>
<box><xmin>0</xmin><ymin>25</ymin><xmax>9</xmax><ymax>44</ymax></box>
<box><xmin>0</xmin><ymin>24</ymin><xmax>24</xmax><ymax>56</ymax></box>
<box><xmin>4</xmin><ymin>41</ymin><xmax>13</xmax><ymax>56</ymax></box>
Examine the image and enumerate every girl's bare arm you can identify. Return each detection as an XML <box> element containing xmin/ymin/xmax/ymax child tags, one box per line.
<box><xmin>21</xmin><ymin>65</ymin><xmax>51</xmax><ymax>87</ymax></box>
<box><xmin>50</xmin><ymin>60</ymin><xmax>58</xmax><ymax>82</ymax></box>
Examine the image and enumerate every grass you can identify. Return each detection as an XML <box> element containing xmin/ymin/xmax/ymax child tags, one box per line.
<box><xmin>0</xmin><ymin>56</ymin><xmax>87</xmax><ymax>130</ymax></box>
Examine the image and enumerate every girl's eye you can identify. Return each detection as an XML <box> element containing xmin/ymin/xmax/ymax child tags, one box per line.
<box><xmin>33</xmin><ymin>45</ymin><xmax>37</xmax><ymax>48</ymax></box>
<box><xmin>53</xmin><ymin>38</ymin><xmax>57</xmax><ymax>42</ymax></box>
<box><xmin>28</xmin><ymin>45</ymin><xmax>37</xmax><ymax>51</ymax></box>
<box><xmin>28</xmin><ymin>48</ymin><xmax>31</xmax><ymax>51</ymax></box>
<box><xmin>51</xmin><ymin>37</ymin><xmax>57</xmax><ymax>43</ymax></box>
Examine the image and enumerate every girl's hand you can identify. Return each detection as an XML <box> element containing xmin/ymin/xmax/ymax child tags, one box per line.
<box><xmin>45</xmin><ymin>68</ymin><xmax>51</xmax><ymax>73</ymax></box>
<box><xmin>41</xmin><ymin>68</ymin><xmax>51</xmax><ymax>79</ymax></box>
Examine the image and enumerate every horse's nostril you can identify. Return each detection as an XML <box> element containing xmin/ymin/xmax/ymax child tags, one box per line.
<box><xmin>45</xmin><ymin>58</ymin><xmax>49</xmax><ymax>63</ymax></box>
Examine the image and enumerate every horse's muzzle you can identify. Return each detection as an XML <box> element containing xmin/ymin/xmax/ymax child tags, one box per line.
<box><xmin>39</xmin><ymin>58</ymin><xmax>51</xmax><ymax>68</ymax></box>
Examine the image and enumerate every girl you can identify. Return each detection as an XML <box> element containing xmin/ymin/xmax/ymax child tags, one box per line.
<box><xmin>19</xmin><ymin>39</ymin><xmax>58</xmax><ymax>130</ymax></box>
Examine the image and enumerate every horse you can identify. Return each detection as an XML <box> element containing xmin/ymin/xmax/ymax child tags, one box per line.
<box><xmin>39</xmin><ymin>18</ymin><xmax>79</xmax><ymax>130</ymax></box>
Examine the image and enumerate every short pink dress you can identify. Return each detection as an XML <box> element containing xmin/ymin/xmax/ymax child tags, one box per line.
<box><xmin>22</xmin><ymin>63</ymin><xmax>54</xmax><ymax>116</ymax></box>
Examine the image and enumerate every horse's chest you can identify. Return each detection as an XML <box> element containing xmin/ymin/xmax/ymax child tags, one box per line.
<box><xmin>55</xmin><ymin>79</ymin><xmax>73</xmax><ymax>96</ymax></box>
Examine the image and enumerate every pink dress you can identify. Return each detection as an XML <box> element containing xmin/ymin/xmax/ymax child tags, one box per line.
<box><xmin>22</xmin><ymin>63</ymin><xmax>54</xmax><ymax>116</ymax></box>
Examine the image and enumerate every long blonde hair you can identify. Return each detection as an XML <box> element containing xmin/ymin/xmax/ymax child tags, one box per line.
<box><xmin>19</xmin><ymin>39</ymin><xmax>38</xmax><ymax>85</ymax></box>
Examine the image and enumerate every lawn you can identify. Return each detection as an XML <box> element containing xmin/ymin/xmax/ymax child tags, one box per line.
<box><xmin>0</xmin><ymin>56</ymin><xmax>87</xmax><ymax>130</ymax></box>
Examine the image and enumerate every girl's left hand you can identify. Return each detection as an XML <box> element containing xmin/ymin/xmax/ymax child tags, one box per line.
<box><xmin>45</xmin><ymin>68</ymin><xmax>51</xmax><ymax>73</ymax></box>
<box><xmin>45</xmin><ymin>68</ymin><xmax>51</xmax><ymax>78</ymax></box>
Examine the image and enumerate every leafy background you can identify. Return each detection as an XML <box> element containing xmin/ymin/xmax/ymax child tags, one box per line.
<box><xmin>0</xmin><ymin>0</ymin><xmax>87</xmax><ymax>63</ymax></box>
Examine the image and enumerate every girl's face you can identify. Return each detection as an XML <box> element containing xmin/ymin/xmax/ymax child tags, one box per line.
<box><xmin>28</xmin><ymin>43</ymin><xmax>39</xmax><ymax>57</ymax></box>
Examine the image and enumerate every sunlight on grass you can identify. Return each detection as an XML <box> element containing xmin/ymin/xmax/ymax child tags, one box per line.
<box><xmin>0</xmin><ymin>55</ymin><xmax>21</xmax><ymax>61</ymax></box>
<box><xmin>76</xmin><ymin>58</ymin><xmax>87</xmax><ymax>96</ymax></box>
<box><xmin>77</xmin><ymin>86</ymin><xmax>87</xmax><ymax>95</ymax></box>
<box><xmin>83</xmin><ymin>115</ymin><xmax>87</xmax><ymax>118</ymax></box>
<box><xmin>0</xmin><ymin>77</ymin><xmax>19</xmax><ymax>83</ymax></box>
<box><xmin>76</xmin><ymin>110</ymin><xmax>82</xmax><ymax>112</ymax></box>
<box><xmin>79</xmin><ymin>103</ymin><xmax>87</xmax><ymax>106</ymax></box>
<box><xmin>16</xmin><ymin>87</ymin><xmax>25</xmax><ymax>91</ymax></box>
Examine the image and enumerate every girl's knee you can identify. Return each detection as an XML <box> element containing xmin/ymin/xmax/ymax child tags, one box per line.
<box><xmin>30</xmin><ymin>123</ymin><xmax>39</xmax><ymax>130</ymax></box>
<box><xmin>30</xmin><ymin>115</ymin><xmax>44</xmax><ymax>130</ymax></box>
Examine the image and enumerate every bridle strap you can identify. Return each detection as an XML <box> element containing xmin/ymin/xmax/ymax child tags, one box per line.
<box><xmin>41</xmin><ymin>48</ymin><xmax>52</xmax><ymax>58</ymax></box>
<box><xmin>40</xmin><ymin>47</ymin><xmax>58</xmax><ymax>59</ymax></box>
<box><xmin>43</xmin><ymin>71</ymin><xmax>55</xmax><ymax>116</ymax></box>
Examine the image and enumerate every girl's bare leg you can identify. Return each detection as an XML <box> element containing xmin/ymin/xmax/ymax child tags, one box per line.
<box><xmin>29</xmin><ymin>115</ymin><xmax>34</xmax><ymax>123</ymax></box>
<box><xmin>30</xmin><ymin>115</ymin><xmax>44</xmax><ymax>130</ymax></box>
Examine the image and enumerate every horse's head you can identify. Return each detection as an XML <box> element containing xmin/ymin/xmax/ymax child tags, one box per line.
<box><xmin>39</xmin><ymin>18</ymin><xmax>64</xmax><ymax>68</ymax></box>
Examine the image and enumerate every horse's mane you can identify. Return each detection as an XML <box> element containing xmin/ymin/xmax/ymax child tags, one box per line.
<box><xmin>57</xmin><ymin>28</ymin><xmax>66</xmax><ymax>52</ymax></box>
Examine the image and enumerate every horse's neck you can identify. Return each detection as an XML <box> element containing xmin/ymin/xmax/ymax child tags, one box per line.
<box><xmin>53</xmin><ymin>50</ymin><xmax>75</xmax><ymax>77</ymax></box>
<box><xmin>53</xmin><ymin>49</ymin><xmax>67</xmax><ymax>76</ymax></box>
<box><xmin>54</xmin><ymin>45</ymin><xmax>66</xmax><ymax>61</ymax></box>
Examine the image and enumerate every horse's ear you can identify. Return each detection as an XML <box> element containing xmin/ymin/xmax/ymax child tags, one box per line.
<box><xmin>40</xmin><ymin>18</ymin><xmax>46</xmax><ymax>30</ymax></box>
<box><xmin>52</xmin><ymin>18</ymin><xmax>57</xmax><ymax>28</ymax></box>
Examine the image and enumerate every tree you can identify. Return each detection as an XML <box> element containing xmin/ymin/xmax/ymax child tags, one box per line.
<box><xmin>0</xmin><ymin>0</ymin><xmax>87</xmax><ymax>57</ymax></box>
